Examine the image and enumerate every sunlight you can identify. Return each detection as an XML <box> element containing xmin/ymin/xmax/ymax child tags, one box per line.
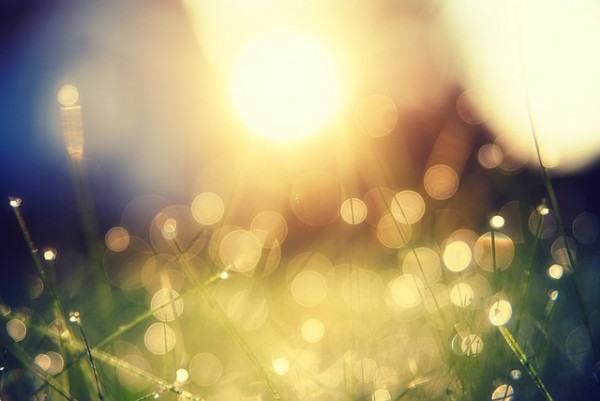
<box><xmin>230</xmin><ymin>31</ymin><xmax>342</xmax><ymax>141</ymax></box>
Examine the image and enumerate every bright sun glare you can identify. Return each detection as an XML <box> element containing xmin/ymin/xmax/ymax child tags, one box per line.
<box><xmin>230</xmin><ymin>31</ymin><xmax>342</xmax><ymax>141</ymax></box>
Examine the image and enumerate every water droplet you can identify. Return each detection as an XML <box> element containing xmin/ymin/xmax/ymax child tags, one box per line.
<box><xmin>9</xmin><ymin>197</ymin><xmax>21</xmax><ymax>208</ymax></box>
<box><xmin>43</xmin><ymin>248</ymin><xmax>57</xmax><ymax>261</ymax></box>
<box><xmin>490</xmin><ymin>215</ymin><xmax>505</xmax><ymax>229</ymax></box>
<box><xmin>69</xmin><ymin>311</ymin><xmax>81</xmax><ymax>323</ymax></box>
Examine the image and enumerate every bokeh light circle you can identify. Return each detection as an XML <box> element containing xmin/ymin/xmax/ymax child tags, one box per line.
<box><xmin>478</xmin><ymin>144</ymin><xmax>503</xmax><ymax>169</ymax></box>
<box><xmin>488</xmin><ymin>299</ymin><xmax>512</xmax><ymax>326</ymax></box>
<box><xmin>57</xmin><ymin>84</ymin><xmax>79</xmax><ymax>107</ymax></box>
<box><xmin>251</xmin><ymin>210</ymin><xmax>288</xmax><ymax>248</ymax></box>
<box><xmin>191</xmin><ymin>192</ymin><xmax>225</xmax><ymax>225</ymax></box>
<box><xmin>105</xmin><ymin>226</ymin><xmax>130</xmax><ymax>252</ymax></box>
<box><xmin>144</xmin><ymin>323</ymin><xmax>176</xmax><ymax>354</ymax></box>
<box><xmin>340</xmin><ymin>198</ymin><xmax>368</xmax><ymax>225</ymax></box>
<box><xmin>6</xmin><ymin>319</ymin><xmax>26</xmax><ymax>342</ymax></box>
<box><xmin>291</xmin><ymin>271</ymin><xmax>328</xmax><ymax>307</ymax></box>
<box><xmin>389</xmin><ymin>275</ymin><xmax>424</xmax><ymax>308</ymax></box>
<box><xmin>423</xmin><ymin>165</ymin><xmax>459</xmax><ymax>200</ymax></box>
<box><xmin>474</xmin><ymin>232</ymin><xmax>515</xmax><ymax>272</ymax></box>
<box><xmin>190</xmin><ymin>352</ymin><xmax>223</xmax><ymax>386</ymax></box>
<box><xmin>376</xmin><ymin>214</ymin><xmax>412</xmax><ymax>249</ymax></box>
<box><xmin>450</xmin><ymin>282</ymin><xmax>474</xmax><ymax>307</ymax></box>
<box><xmin>150</xmin><ymin>288</ymin><xmax>183</xmax><ymax>322</ymax></box>
<box><xmin>219</xmin><ymin>229</ymin><xmax>262</xmax><ymax>274</ymax></box>
<box><xmin>547</xmin><ymin>264</ymin><xmax>564</xmax><ymax>280</ymax></box>
<box><xmin>443</xmin><ymin>241</ymin><xmax>472</xmax><ymax>272</ymax></box>
<box><xmin>491</xmin><ymin>384</ymin><xmax>514</xmax><ymax>401</ymax></box>
<box><xmin>390</xmin><ymin>190</ymin><xmax>426</xmax><ymax>224</ymax></box>
<box><xmin>402</xmin><ymin>247</ymin><xmax>442</xmax><ymax>285</ymax></box>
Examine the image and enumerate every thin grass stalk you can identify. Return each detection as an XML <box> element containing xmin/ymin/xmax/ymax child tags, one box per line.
<box><xmin>513</xmin><ymin>202</ymin><xmax>546</xmax><ymax>337</ymax></box>
<box><xmin>498</xmin><ymin>325</ymin><xmax>554</xmax><ymax>401</ymax></box>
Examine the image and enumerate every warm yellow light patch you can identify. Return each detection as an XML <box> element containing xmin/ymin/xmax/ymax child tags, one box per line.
<box><xmin>230</xmin><ymin>31</ymin><xmax>341</xmax><ymax>141</ymax></box>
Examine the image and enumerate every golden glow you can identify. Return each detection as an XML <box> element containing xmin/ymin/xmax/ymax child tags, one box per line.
<box><xmin>191</xmin><ymin>192</ymin><xmax>225</xmax><ymax>225</ymax></box>
<box><xmin>230</xmin><ymin>31</ymin><xmax>341</xmax><ymax>141</ymax></box>
<box><xmin>390</xmin><ymin>190</ymin><xmax>426</xmax><ymax>224</ymax></box>
<box><xmin>340</xmin><ymin>198</ymin><xmax>368</xmax><ymax>225</ymax></box>
<box><xmin>423</xmin><ymin>165</ymin><xmax>459</xmax><ymax>200</ymax></box>
<box><xmin>105</xmin><ymin>226</ymin><xmax>130</xmax><ymax>252</ymax></box>
<box><xmin>190</xmin><ymin>353</ymin><xmax>223</xmax><ymax>386</ymax></box>
<box><xmin>488</xmin><ymin>299</ymin><xmax>512</xmax><ymax>326</ymax></box>
<box><xmin>57</xmin><ymin>84</ymin><xmax>79</xmax><ymax>107</ymax></box>
<box><xmin>444</xmin><ymin>0</ymin><xmax>600</xmax><ymax>172</ymax></box>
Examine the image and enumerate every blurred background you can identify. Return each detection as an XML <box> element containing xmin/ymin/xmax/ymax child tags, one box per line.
<box><xmin>1</xmin><ymin>1</ymin><xmax>600</xmax><ymax>400</ymax></box>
